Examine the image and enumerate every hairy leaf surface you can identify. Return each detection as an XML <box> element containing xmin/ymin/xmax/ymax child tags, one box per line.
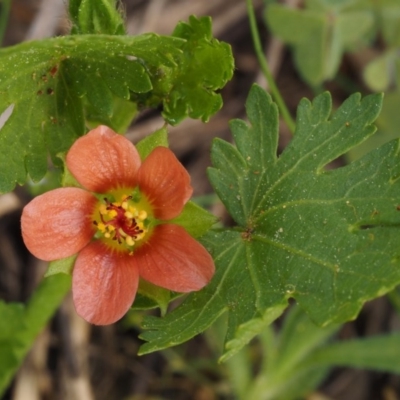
<box><xmin>140</xmin><ymin>85</ymin><xmax>400</xmax><ymax>359</ymax></box>
<box><xmin>0</xmin><ymin>16</ymin><xmax>233</xmax><ymax>193</ymax></box>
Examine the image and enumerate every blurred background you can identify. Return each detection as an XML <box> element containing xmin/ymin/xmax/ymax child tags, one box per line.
<box><xmin>1</xmin><ymin>0</ymin><xmax>400</xmax><ymax>399</ymax></box>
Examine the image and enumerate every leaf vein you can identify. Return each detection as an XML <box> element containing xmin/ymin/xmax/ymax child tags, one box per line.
<box><xmin>253</xmin><ymin>234</ymin><xmax>338</xmax><ymax>272</ymax></box>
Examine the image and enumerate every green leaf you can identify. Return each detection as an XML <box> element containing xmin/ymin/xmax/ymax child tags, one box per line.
<box><xmin>133</xmin><ymin>280</ymin><xmax>182</xmax><ymax>316</ymax></box>
<box><xmin>136</xmin><ymin>126</ymin><xmax>169</xmax><ymax>160</ymax></box>
<box><xmin>171</xmin><ymin>201</ymin><xmax>218</xmax><ymax>238</ymax></box>
<box><xmin>246</xmin><ymin>307</ymin><xmax>400</xmax><ymax>399</ymax></box>
<box><xmin>306</xmin><ymin>0</ymin><xmax>359</xmax><ymax>11</ymax></box>
<box><xmin>135</xmin><ymin>280</ymin><xmax>171</xmax><ymax>315</ymax></box>
<box><xmin>363</xmin><ymin>50</ymin><xmax>396</xmax><ymax>92</ymax></box>
<box><xmin>346</xmin><ymin>91</ymin><xmax>400</xmax><ymax>162</ymax></box>
<box><xmin>0</xmin><ymin>302</ymin><xmax>25</xmax><ymax>394</ymax></box>
<box><xmin>85</xmin><ymin>96</ymin><xmax>138</xmax><ymax>133</ymax></box>
<box><xmin>269</xmin><ymin>306</ymin><xmax>339</xmax><ymax>374</ymax></box>
<box><xmin>0</xmin><ymin>18</ymin><xmax>233</xmax><ymax>193</ymax></box>
<box><xmin>265</xmin><ymin>4</ymin><xmax>374</xmax><ymax>85</ymax></box>
<box><xmin>44</xmin><ymin>254</ymin><xmax>77</xmax><ymax>277</ymax></box>
<box><xmin>0</xmin><ymin>274</ymin><xmax>71</xmax><ymax>396</ymax></box>
<box><xmin>69</xmin><ymin>0</ymin><xmax>125</xmax><ymax>35</ymax></box>
<box><xmin>0</xmin><ymin>34</ymin><xmax>179</xmax><ymax>193</ymax></box>
<box><xmin>156</xmin><ymin>16</ymin><xmax>234</xmax><ymax>124</ymax></box>
<box><xmin>26</xmin><ymin>169</ymin><xmax>62</xmax><ymax>196</ymax></box>
<box><xmin>378</xmin><ymin>91</ymin><xmax>400</xmax><ymax>136</ymax></box>
<box><xmin>139</xmin><ymin>226</ymin><xmax>287</xmax><ymax>359</ymax></box>
<box><xmin>306</xmin><ymin>334</ymin><xmax>400</xmax><ymax>373</ymax></box>
<box><xmin>246</xmin><ymin>306</ymin><xmax>338</xmax><ymax>400</ymax></box>
<box><xmin>139</xmin><ymin>85</ymin><xmax>400</xmax><ymax>360</ymax></box>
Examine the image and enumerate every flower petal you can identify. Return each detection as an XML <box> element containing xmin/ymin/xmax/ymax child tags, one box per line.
<box><xmin>21</xmin><ymin>188</ymin><xmax>96</xmax><ymax>261</ymax></box>
<box><xmin>72</xmin><ymin>241</ymin><xmax>139</xmax><ymax>325</ymax></box>
<box><xmin>137</xmin><ymin>147</ymin><xmax>193</xmax><ymax>220</ymax></box>
<box><xmin>135</xmin><ymin>224</ymin><xmax>215</xmax><ymax>292</ymax></box>
<box><xmin>66</xmin><ymin>125</ymin><xmax>141</xmax><ymax>193</ymax></box>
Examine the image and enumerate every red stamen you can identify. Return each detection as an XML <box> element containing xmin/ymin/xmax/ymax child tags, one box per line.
<box><xmin>99</xmin><ymin>198</ymin><xmax>144</xmax><ymax>244</ymax></box>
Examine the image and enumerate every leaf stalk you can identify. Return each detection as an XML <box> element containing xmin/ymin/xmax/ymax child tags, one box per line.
<box><xmin>246</xmin><ymin>0</ymin><xmax>296</xmax><ymax>133</ymax></box>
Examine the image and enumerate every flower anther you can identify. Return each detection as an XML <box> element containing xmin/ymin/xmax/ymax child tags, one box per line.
<box><xmin>21</xmin><ymin>125</ymin><xmax>215</xmax><ymax>325</ymax></box>
<box><xmin>93</xmin><ymin>193</ymin><xmax>151</xmax><ymax>252</ymax></box>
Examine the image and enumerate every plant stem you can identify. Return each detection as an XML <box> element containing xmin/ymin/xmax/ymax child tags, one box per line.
<box><xmin>246</xmin><ymin>0</ymin><xmax>296</xmax><ymax>133</ymax></box>
<box><xmin>0</xmin><ymin>0</ymin><xmax>11</xmax><ymax>46</ymax></box>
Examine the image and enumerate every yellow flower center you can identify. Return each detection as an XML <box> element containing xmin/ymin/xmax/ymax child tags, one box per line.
<box><xmin>92</xmin><ymin>190</ymin><xmax>153</xmax><ymax>253</ymax></box>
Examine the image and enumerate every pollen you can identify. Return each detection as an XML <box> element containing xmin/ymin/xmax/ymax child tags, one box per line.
<box><xmin>93</xmin><ymin>194</ymin><xmax>150</xmax><ymax>252</ymax></box>
<box><xmin>125</xmin><ymin>236</ymin><xmax>135</xmax><ymax>246</ymax></box>
<box><xmin>108</xmin><ymin>209</ymin><xmax>118</xmax><ymax>218</ymax></box>
<box><xmin>124</xmin><ymin>211</ymin><xmax>134</xmax><ymax>219</ymax></box>
<box><xmin>138</xmin><ymin>210</ymin><xmax>147</xmax><ymax>220</ymax></box>
<box><xmin>99</xmin><ymin>204</ymin><xmax>107</xmax><ymax>215</ymax></box>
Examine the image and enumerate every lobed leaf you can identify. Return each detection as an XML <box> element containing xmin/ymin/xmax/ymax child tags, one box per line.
<box><xmin>171</xmin><ymin>201</ymin><xmax>218</xmax><ymax>238</ymax></box>
<box><xmin>139</xmin><ymin>85</ymin><xmax>400</xmax><ymax>360</ymax></box>
<box><xmin>146</xmin><ymin>15</ymin><xmax>234</xmax><ymax>125</ymax></box>
<box><xmin>0</xmin><ymin>20</ymin><xmax>234</xmax><ymax>193</ymax></box>
<box><xmin>0</xmin><ymin>34</ymin><xmax>179</xmax><ymax>193</ymax></box>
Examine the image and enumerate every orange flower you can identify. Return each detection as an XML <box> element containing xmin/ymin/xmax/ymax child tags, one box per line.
<box><xmin>21</xmin><ymin>126</ymin><xmax>215</xmax><ymax>325</ymax></box>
